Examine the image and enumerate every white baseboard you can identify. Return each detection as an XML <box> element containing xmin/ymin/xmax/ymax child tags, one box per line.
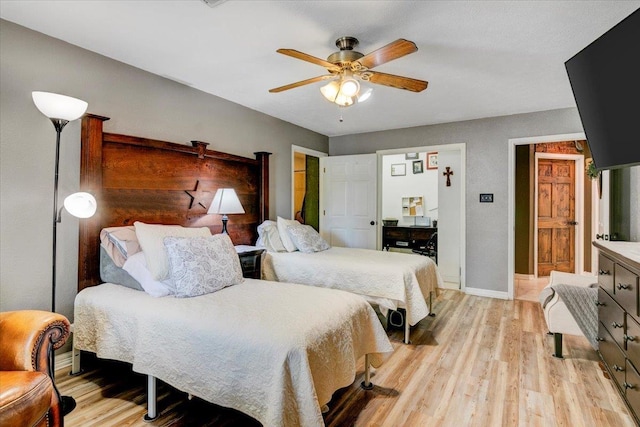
<box><xmin>55</xmin><ymin>350</ymin><xmax>72</xmax><ymax>371</ymax></box>
<box><xmin>515</xmin><ymin>273</ymin><xmax>535</xmax><ymax>280</ymax></box>
<box><xmin>465</xmin><ymin>287</ymin><xmax>509</xmax><ymax>300</ymax></box>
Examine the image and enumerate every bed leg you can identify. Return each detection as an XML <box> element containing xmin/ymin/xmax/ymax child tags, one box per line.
<box><xmin>428</xmin><ymin>291</ymin><xmax>436</xmax><ymax>317</ymax></box>
<box><xmin>360</xmin><ymin>354</ymin><xmax>374</xmax><ymax>390</ymax></box>
<box><xmin>404</xmin><ymin>319</ymin><xmax>411</xmax><ymax>344</ymax></box>
<box><xmin>143</xmin><ymin>375</ymin><xmax>159</xmax><ymax>422</ymax></box>
<box><xmin>553</xmin><ymin>333</ymin><xmax>564</xmax><ymax>359</ymax></box>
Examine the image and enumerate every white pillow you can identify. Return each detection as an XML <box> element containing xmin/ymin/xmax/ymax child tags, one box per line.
<box><xmin>122</xmin><ymin>252</ymin><xmax>174</xmax><ymax>297</ymax></box>
<box><xmin>134</xmin><ymin>221</ymin><xmax>211</xmax><ymax>280</ymax></box>
<box><xmin>286</xmin><ymin>224</ymin><xmax>330</xmax><ymax>253</ymax></box>
<box><xmin>276</xmin><ymin>216</ymin><xmax>300</xmax><ymax>252</ymax></box>
<box><xmin>256</xmin><ymin>220</ymin><xmax>286</xmax><ymax>252</ymax></box>
<box><xmin>164</xmin><ymin>234</ymin><xmax>244</xmax><ymax>298</ymax></box>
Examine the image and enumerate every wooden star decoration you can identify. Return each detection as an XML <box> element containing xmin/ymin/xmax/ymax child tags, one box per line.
<box><xmin>184</xmin><ymin>180</ymin><xmax>212</xmax><ymax>210</ymax></box>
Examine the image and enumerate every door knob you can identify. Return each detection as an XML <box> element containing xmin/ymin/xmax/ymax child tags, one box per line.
<box><xmin>567</xmin><ymin>220</ymin><xmax>578</xmax><ymax>226</ymax></box>
<box><xmin>370</xmin><ymin>221</ymin><xmax>375</xmax><ymax>226</ymax></box>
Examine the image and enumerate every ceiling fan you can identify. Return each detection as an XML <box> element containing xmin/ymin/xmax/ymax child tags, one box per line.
<box><xmin>269</xmin><ymin>36</ymin><xmax>428</xmax><ymax>107</ymax></box>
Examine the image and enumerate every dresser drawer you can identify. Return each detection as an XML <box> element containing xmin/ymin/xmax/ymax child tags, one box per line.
<box><xmin>625</xmin><ymin>360</ymin><xmax>640</xmax><ymax>419</ymax></box>
<box><xmin>598</xmin><ymin>254</ymin><xmax>615</xmax><ymax>293</ymax></box>
<box><xmin>627</xmin><ymin>315</ymin><xmax>640</xmax><ymax>367</ymax></box>
<box><xmin>598</xmin><ymin>323</ymin><xmax>626</xmax><ymax>391</ymax></box>
<box><xmin>615</xmin><ymin>263</ymin><xmax>639</xmax><ymax>317</ymax></box>
<box><xmin>599</xmin><ymin>287</ymin><xmax>626</xmax><ymax>349</ymax></box>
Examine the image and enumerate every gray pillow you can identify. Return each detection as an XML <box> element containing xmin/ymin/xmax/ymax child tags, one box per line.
<box><xmin>286</xmin><ymin>224</ymin><xmax>330</xmax><ymax>253</ymax></box>
<box><xmin>99</xmin><ymin>246</ymin><xmax>144</xmax><ymax>291</ymax></box>
<box><xmin>164</xmin><ymin>234</ymin><xmax>244</xmax><ymax>298</ymax></box>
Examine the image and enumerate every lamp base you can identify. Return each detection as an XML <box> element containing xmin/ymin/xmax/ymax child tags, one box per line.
<box><xmin>221</xmin><ymin>215</ymin><xmax>229</xmax><ymax>234</ymax></box>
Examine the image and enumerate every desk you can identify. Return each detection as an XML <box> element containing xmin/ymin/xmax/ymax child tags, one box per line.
<box><xmin>382</xmin><ymin>226</ymin><xmax>437</xmax><ymax>252</ymax></box>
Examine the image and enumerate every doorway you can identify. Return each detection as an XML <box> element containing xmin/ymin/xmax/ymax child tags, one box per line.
<box><xmin>508</xmin><ymin>133</ymin><xmax>594</xmax><ymax>300</ymax></box>
<box><xmin>291</xmin><ymin>145</ymin><xmax>327</xmax><ymax>230</ymax></box>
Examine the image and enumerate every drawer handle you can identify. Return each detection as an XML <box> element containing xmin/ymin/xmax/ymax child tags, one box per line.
<box><xmin>596</xmin><ymin>337</ymin><xmax>605</xmax><ymax>342</ymax></box>
<box><xmin>612</xmin><ymin>322</ymin><xmax>623</xmax><ymax>329</ymax></box>
<box><xmin>595</xmin><ymin>301</ymin><xmax>605</xmax><ymax>307</ymax></box>
<box><xmin>617</xmin><ymin>283</ymin><xmax>631</xmax><ymax>290</ymax></box>
<box><xmin>613</xmin><ymin>365</ymin><xmax>625</xmax><ymax>372</ymax></box>
<box><xmin>624</xmin><ymin>334</ymin><xmax>636</xmax><ymax>342</ymax></box>
<box><xmin>624</xmin><ymin>382</ymin><xmax>636</xmax><ymax>390</ymax></box>
<box><xmin>599</xmin><ymin>269</ymin><xmax>611</xmax><ymax>275</ymax></box>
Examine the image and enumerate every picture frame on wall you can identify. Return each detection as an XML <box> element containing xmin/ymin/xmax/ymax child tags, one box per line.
<box><xmin>426</xmin><ymin>152</ymin><xmax>438</xmax><ymax>170</ymax></box>
<box><xmin>413</xmin><ymin>160</ymin><xmax>424</xmax><ymax>174</ymax></box>
<box><xmin>391</xmin><ymin>163</ymin><xmax>406</xmax><ymax>176</ymax></box>
<box><xmin>405</xmin><ymin>152</ymin><xmax>419</xmax><ymax>160</ymax></box>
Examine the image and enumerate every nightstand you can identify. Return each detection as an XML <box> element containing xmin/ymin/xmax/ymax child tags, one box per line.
<box><xmin>235</xmin><ymin>245</ymin><xmax>264</xmax><ymax>279</ymax></box>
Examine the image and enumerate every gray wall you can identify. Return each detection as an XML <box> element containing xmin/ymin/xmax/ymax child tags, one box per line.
<box><xmin>329</xmin><ymin>109</ymin><xmax>585</xmax><ymax>293</ymax></box>
<box><xmin>0</xmin><ymin>20</ymin><xmax>328</xmax><ymax>320</ymax></box>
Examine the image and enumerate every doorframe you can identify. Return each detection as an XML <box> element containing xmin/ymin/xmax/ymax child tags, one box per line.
<box><xmin>533</xmin><ymin>152</ymin><xmax>585</xmax><ymax>278</ymax></box>
<box><xmin>376</xmin><ymin>143</ymin><xmax>466</xmax><ymax>291</ymax></box>
<box><xmin>508</xmin><ymin>132</ymin><xmax>586</xmax><ymax>300</ymax></box>
<box><xmin>291</xmin><ymin>145</ymin><xmax>327</xmax><ymax>220</ymax></box>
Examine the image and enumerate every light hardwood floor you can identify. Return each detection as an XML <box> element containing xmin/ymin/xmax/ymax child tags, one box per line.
<box><xmin>56</xmin><ymin>290</ymin><xmax>635</xmax><ymax>426</ymax></box>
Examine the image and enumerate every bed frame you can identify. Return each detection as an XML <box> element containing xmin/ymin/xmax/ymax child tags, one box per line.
<box><xmin>77</xmin><ymin>114</ymin><xmax>270</xmax><ymax>291</ymax></box>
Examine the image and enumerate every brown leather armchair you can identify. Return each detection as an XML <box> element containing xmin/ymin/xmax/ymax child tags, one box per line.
<box><xmin>0</xmin><ymin>310</ymin><xmax>71</xmax><ymax>427</ymax></box>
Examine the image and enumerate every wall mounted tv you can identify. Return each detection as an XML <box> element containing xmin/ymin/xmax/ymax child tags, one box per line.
<box><xmin>565</xmin><ymin>8</ymin><xmax>640</xmax><ymax>171</ymax></box>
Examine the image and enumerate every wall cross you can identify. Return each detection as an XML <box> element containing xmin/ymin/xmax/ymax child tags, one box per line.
<box><xmin>443</xmin><ymin>167</ymin><xmax>454</xmax><ymax>187</ymax></box>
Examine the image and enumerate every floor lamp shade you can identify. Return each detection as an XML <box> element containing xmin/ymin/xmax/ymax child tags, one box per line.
<box><xmin>32</xmin><ymin>91</ymin><xmax>88</xmax><ymax>121</ymax></box>
<box><xmin>63</xmin><ymin>192</ymin><xmax>97</xmax><ymax>219</ymax></box>
<box><xmin>208</xmin><ymin>188</ymin><xmax>245</xmax><ymax>234</ymax></box>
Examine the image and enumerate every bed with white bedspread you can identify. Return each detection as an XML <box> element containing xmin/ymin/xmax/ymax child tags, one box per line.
<box><xmin>74</xmin><ymin>280</ymin><xmax>393</xmax><ymax>427</ymax></box>
<box><xmin>262</xmin><ymin>246</ymin><xmax>443</xmax><ymax>340</ymax></box>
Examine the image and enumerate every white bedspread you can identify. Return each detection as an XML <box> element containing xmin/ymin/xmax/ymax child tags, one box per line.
<box><xmin>262</xmin><ymin>247</ymin><xmax>443</xmax><ymax>325</ymax></box>
<box><xmin>74</xmin><ymin>280</ymin><xmax>393</xmax><ymax>427</ymax></box>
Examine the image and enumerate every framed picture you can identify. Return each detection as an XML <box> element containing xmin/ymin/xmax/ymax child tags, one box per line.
<box><xmin>391</xmin><ymin>163</ymin><xmax>406</xmax><ymax>176</ymax></box>
<box><xmin>405</xmin><ymin>152</ymin><xmax>419</xmax><ymax>160</ymax></box>
<box><xmin>426</xmin><ymin>152</ymin><xmax>438</xmax><ymax>170</ymax></box>
<box><xmin>413</xmin><ymin>160</ymin><xmax>424</xmax><ymax>174</ymax></box>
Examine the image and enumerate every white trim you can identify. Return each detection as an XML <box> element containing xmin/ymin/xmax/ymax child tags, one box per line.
<box><xmin>514</xmin><ymin>273</ymin><xmax>535</xmax><ymax>281</ymax></box>
<box><xmin>376</xmin><ymin>143</ymin><xmax>466</xmax><ymax>292</ymax></box>
<box><xmin>533</xmin><ymin>152</ymin><xmax>585</xmax><ymax>277</ymax></box>
<box><xmin>508</xmin><ymin>132</ymin><xmax>586</xmax><ymax>301</ymax></box>
<box><xmin>465</xmin><ymin>287</ymin><xmax>509</xmax><ymax>300</ymax></box>
<box><xmin>291</xmin><ymin>145</ymin><xmax>327</xmax><ymax>219</ymax></box>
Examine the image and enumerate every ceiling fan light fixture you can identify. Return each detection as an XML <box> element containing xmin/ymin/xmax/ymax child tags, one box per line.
<box><xmin>320</xmin><ymin>80</ymin><xmax>340</xmax><ymax>103</ymax></box>
<box><xmin>339</xmin><ymin>77</ymin><xmax>360</xmax><ymax>97</ymax></box>
<box><xmin>334</xmin><ymin>93</ymin><xmax>355</xmax><ymax>107</ymax></box>
<box><xmin>357</xmin><ymin>88</ymin><xmax>373</xmax><ymax>103</ymax></box>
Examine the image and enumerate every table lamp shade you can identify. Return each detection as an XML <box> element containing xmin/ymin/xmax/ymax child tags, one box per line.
<box><xmin>208</xmin><ymin>188</ymin><xmax>245</xmax><ymax>215</ymax></box>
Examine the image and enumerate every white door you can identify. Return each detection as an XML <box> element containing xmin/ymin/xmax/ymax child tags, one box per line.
<box><xmin>320</xmin><ymin>154</ymin><xmax>377</xmax><ymax>249</ymax></box>
<box><xmin>437</xmin><ymin>150</ymin><xmax>461</xmax><ymax>286</ymax></box>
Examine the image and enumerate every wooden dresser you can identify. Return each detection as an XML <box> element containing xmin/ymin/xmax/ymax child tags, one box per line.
<box><xmin>595</xmin><ymin>241</ymin><xmax>640</xmax><ymax>424</ymax></box>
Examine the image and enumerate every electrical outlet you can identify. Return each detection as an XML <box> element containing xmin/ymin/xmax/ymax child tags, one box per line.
<box><xmin>479</xmin><ymin>193</ymin><xmax>493</xmax><ymax>203</ymax></box>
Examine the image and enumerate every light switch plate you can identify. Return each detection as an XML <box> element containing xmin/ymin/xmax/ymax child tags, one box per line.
<box><xmin>480</xmin><ymin>193</ymin><xmax>493</xmax><ymax>203</ymax></box>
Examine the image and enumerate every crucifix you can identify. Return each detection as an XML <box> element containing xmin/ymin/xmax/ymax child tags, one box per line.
<box><xmin>443</xmin><ymin>167</ymin><xmax>454</xmax><ymax>187</ymax></box>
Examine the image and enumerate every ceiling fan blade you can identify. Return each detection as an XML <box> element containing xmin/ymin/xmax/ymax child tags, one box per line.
<box><xmin>269</xmin><ymin>75</ymin><xmax>335</xmax><ymax>93</ymax></box>
<box><xmin>276</xmin><ymin>49</ymin><xmax>341</xmax><ymax>72</ymax></box>
<box><xmin>355</xmin><ymin>39</ymin><xmax>418</xmax><ymax>70</ymax></box>
<box><xmin>367</xmin><ymin>71</ymin><xmax>428</xmax><ymax>92</ymax></box>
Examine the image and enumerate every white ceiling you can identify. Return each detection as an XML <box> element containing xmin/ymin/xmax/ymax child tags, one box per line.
<box><xmin>1</xmin><ymin>1</ymin><xmax>638</xmax><ymax>137</ymax></box>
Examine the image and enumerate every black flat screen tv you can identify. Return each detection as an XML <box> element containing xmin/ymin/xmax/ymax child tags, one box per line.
<box><xmin>565</xmin><ymin>8</ymin><xmax>640</xmax><ymax>171</ymax></box>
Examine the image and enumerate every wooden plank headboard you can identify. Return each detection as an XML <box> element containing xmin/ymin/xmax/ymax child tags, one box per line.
<box><xmin>78</xmin><ymin>114</ymin><xmax>271</xmax><ymax>291</ymax></box>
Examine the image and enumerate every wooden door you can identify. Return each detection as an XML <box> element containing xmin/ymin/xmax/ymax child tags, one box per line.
<box><xmin>537</xmin><ymin>158</ymin><xmax>576</xmax><ymax>276</ymax></box>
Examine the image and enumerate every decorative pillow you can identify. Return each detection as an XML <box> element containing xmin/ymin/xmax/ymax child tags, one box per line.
<box><xmin>256</xmin><ymin>220</ymin><xmax>286</xmax><ymax>252</ymax></box>
<box><xmin>99</xmin><ymin>226</ymin><xmax>141</xmax><ymax>267</ymax></box>
<box><xmin>134</xmin><ymin>221</ymin><xmax>211</xmax><ymax>280</ymax></box>
<box><xmin>277</xmin><ymin>216</ymin><xmax>300</xmax><ymax>252</ymax></box>
<box><xmin>100</xmin><ymin>246</ymin><xmax>144</xmax><ymax>291</ymax></box>
<box><xmin>286</xmin><ymin>224</ymin><xmax>330</xmax><ymax>253</ymax></box>
<box><xmin>122</xmin><ymin>252</ymin><xmax>175</xmax><ymax>297</ymax></box>
<box><xmin>164</xmin><ymin>234</ymin><xmax>244</xmax><ymax>298</ymax></box>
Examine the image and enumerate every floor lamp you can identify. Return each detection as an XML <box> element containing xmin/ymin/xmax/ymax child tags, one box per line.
<box><xmin>208</xmin><ymin>188</ymin><xmax>245</xmax><ymax>236</ymax></box>
<box><xmin>32</xmin><ymin>91</ymin><xmax>92</xmax><ymax>416</ymax></box>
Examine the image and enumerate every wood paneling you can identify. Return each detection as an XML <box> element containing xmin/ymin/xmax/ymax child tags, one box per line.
<box><xmin>77</xmin><ymin>115</ymin><xmax>270</xmax><ymax>291</ymax></box>
<box><xmin>57</xmin><ymin>291</ymin><xmax>635</xmax><ymax>427</ymax></box>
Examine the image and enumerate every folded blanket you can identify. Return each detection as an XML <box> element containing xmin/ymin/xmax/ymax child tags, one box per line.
<box><xmin>99</xmin><ymin>226</ymin><xmax>140</xmax><ymax>267</ymax></box>
<box><xmin>551</xmin><ymin>283</ymin><xmax>599</xmax><ymax>349</ymax></box>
